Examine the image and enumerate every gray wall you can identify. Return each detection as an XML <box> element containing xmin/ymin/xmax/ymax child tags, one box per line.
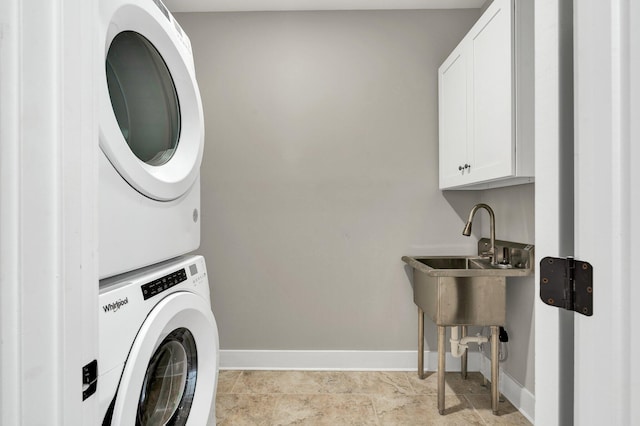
<box><xmin>178</xmin><ymin>8</ymin><xmax>535</xmax><ymax>396</ymax></box>
<box><xmin>480</xmin><ymin>184</ymin><xmax>535</xmax><ymax>392</ymax></box>
<box><xmin>177</xmin><ymin>9</ymin><xmax>483</xmax><ymax>352</ymax></box>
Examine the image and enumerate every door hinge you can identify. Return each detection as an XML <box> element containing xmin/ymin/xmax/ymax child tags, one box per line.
<box><xmin>540</xmin><ymin>256</ymin><xmax>593</xmax><ymax>316</ymax></box>
<box><xmin>82</xmin><ymin>360</ymin><xmax>98</xmax><ymax>401</ymax></box>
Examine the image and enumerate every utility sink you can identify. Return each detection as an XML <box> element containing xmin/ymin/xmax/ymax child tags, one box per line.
<box><xmin>403</xmin><ymin>203</ymin><xmax>535</xmax><ymax>416</ymax></box>
<box><xmin>402</xmin><ymin>238</ymin><xmax>534</xmax><ymax>326</ymax></box>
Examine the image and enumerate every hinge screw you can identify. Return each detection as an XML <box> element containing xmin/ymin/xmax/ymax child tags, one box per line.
<box><xmin>542</xmin><ymin>277</ymin><xmax>549</xmax><ymax>284</ymax></box>
<box><xmin>548</xmin><ymin>298</ymin><xmax>554</xmax><ymax>304</ymax></box>
<box><xmin>587</xmin><ymin>287</ymin><xmax>593</xmax><ymax>293</ymax></box>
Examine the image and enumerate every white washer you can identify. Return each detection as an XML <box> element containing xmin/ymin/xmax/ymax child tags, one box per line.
<box><xmin>98</xmin><ymin>255</ymin><xmax>219</xmax><ymax>425</ymax></box>
<box><xmin>99</xmin><ymin>0</ymin><xmax>205</xmax><ymax>279</ymax></box>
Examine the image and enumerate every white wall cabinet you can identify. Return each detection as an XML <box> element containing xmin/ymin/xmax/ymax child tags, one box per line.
<box><xmin>438</xmin><ymin>0</ymin><xmax>533</xmax><ymax>190</ymax></box>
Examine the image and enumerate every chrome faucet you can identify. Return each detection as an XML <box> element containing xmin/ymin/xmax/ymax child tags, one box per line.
<box><xmin>462</xmin><ymin>203</ymin><xmax>497</xmax><ymax>265</ymax></box>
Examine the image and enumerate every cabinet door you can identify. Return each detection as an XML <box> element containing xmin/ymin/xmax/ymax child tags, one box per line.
<box><xmin>438</xmin><ymin>44</ymin><xmax>470</xmax><ymax>189</ymax></box>
<box><xmin>468</xmin><ymin>0</ymin><xmax>514</xmax><ymax>182</ymax></box>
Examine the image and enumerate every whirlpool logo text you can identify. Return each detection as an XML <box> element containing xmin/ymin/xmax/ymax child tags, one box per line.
<box><xmin>102</xmin><ymin>297</ymin><xmax>129</xmax><ymax>313</ymax></box>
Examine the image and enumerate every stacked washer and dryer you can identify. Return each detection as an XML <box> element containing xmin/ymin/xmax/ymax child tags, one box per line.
<box><xmin>97</xmin><ymin>0</ymin><xmax>219</xmax><ymax>424</ymax></box>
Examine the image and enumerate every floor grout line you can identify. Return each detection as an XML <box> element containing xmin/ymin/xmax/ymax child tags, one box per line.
<box><xmin>269</xmin><ymin>393</ymin><xmax>281</xmax><ymax>425</ymax></box>
<box><xmin>462</xmin><ymin>394</ymin><xmax>489</xmax><ymax>426</ymax></box>
<box><xmin>225</xmin><ymin>370</ymin><xmax>242</xmax><ymax>394</ymax></box>
<box><xmin>368</xmin><ymin>395</ymin><xmax>382</xmax><ymax>426</ymax></box>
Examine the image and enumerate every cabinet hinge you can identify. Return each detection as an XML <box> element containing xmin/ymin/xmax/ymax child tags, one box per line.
<box><xmin>540</xmin><ymin>256</ymin><xmax>593</xmax><ymax>316</ymax></box>
<box><xmin>82</xmin><ymin>360</ymin><xmax>98</xmax><ymax>401</ymax></box>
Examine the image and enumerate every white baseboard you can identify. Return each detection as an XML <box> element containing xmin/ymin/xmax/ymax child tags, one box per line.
<box><xmin>478</xmin><ymin>355</ymin><xmax>535</xmax><ymax>424</ymax></box>
<box><xmin>219</xmin><ymin>349</ymin><xmax>482</xmax><ymax>372</ymax></box>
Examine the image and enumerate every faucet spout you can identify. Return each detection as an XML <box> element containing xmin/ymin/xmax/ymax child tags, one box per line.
<box><xmin>462</xmin><ymin>203</ymin><xmax>497</xmax><ymax>265</ymax></box>
<box><xmin>462</xmin><ymin>221</ymin><xmax>473</xmax><ymax>236</ymax></box>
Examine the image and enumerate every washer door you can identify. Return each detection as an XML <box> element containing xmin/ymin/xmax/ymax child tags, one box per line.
<box><xmin>100</xmin><ymin>2</ymin><xmax>204</xmax><ymax>201</ymax></box>
<box><xmin>111</xmin><ymin>292</ymin><xmax>219</xmax><ymax>425</ymax></box>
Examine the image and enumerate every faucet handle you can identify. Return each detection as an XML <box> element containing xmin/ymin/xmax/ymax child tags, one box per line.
<box><xmin>480</xmin><ymin>249</ymin><xmax>494</xmax><ymax>258</ymax></box>
<box><xmin>501</xmin><ymin>247</ymin><xmax>510</xmax><ymax>265</ymax></box>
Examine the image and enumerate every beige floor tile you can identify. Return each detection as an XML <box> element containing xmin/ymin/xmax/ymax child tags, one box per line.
<box><xmin>214</xmin><ymin>371</ymin><xmax>531</xmax><ymax>425</ymax></box>
<box><xmin>231</xmin><ymin>371</ymin><xmax>329</xmax><ymax>394</ymax></box>
<box><xmin>215</xmin><ymin>394</ymin><xmax>278</xmax><ymax>425</ymax></box>
<box><xmin>327</xmin><ymin>371</ymin><xmax>415</xmax><ymax>395</ymax></box>
<box><xmin>217</xmin><ymin>370</ymin><xmax>242</xmax><ymax>394</ymax></box>
<box><xmin>230</xmin><ymin>370</ymin><xmax>413</xmax><ymax>396</ymax></box>
<box><xmin>407</xmin><ymin>371</ymin><xmax>491</xmax><ymax>396</ymax></box>
<box><xmin>373</xmin><ymin>394</ymin><xmax>485</xmax><ymax>425</ymax></box>
<box><xmin>465</xmin><ymin>394</ymin><xmax>532</xmax><ymax>425</ymax></box>
<box><xmin>272</xmin><ymin>394</ymin><xmax>378</xmax><ymax>425</ymax></box>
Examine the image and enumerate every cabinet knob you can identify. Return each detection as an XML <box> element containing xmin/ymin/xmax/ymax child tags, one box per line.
<box><xmin>458</xmin><ymin>165</ymin><xmax>464</xmax><ymax>171</ymax></box>
<box><xmin>464</xmin><ymin>164</ymin><xmax>470</xmax><ymax>169</ymax></box>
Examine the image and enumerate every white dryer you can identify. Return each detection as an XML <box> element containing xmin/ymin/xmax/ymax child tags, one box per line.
<box><xmin>99</xmin><ymin>0</ymin><xmax>205</xmax><ymax>279</ymax></box>
<box><xmin>98</xmin><ymin>255</ymin><xmax>219</xmax><ymax>425</ymax></box>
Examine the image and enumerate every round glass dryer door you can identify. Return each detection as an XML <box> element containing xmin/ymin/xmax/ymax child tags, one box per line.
<box><xmin>137</xmin><ymin>328</ymin><xmax>197</xmax><ymax>426</ymax></box>
<box><xmin>106</xmin><ymin>31</ymin><xmax>181</xmax><ymax>167</ymax></box>
<box><xmin>99</xmin><ymin>3</ymin><xmax>204</xmax><ymax>202</ymax></box>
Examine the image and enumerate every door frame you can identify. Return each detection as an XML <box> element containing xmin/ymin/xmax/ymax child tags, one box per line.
<box><xmin>0</xmin><ymin>0</ymin><xmax>98</xmax><ymax>423</ymax></box>
<box><xmin>534</xmin><ymin>0</ymin><xmax>575</xmax><ymax>424</ymax></box>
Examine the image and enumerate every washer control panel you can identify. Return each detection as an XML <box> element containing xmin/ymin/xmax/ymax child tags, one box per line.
<box><xmin>141</xmin><ymin>268</ymin><xmax>187</xmax><ymax>300</ymax></box>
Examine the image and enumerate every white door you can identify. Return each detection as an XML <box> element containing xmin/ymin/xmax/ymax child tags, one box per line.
<box><xmin>536</xmin><ymin>0</ymin><xmax>640</xmax><ymax>424</ymax></box>
<box><xmin>573</xmin><ymin>1</ymin><xmax>639</xmax><ymax>424</ymax></box>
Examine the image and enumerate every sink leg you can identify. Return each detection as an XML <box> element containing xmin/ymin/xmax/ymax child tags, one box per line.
<box><xmin>418</xmin><ymin>307</ymin><xmax>425</xmax><ymax>379</ymax></box>
<box><xmin>461</xmin><ymin>325</ymin><xmax>468</xmax><ymax>380</ymax></box>
<box><xmin>491</xmin><ymin>325</ymin><xmax>499</xmax><ymax>415</ymax></box>
<box><xmin>438</xmin><ymin>325</ymin><xmax>446</xmax><ymax>415</ymax></box>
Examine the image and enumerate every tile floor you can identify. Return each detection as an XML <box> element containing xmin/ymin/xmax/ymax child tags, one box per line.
<box><xmin>215</xmin><ymin>370</ymin><xmax>532</xmax><ymax>425</ymax></box>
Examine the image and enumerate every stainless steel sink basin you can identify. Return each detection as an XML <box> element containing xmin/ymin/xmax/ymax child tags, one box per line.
<box><xmin>401</xmin><ymin>239</ymin><xmax>534</xmax><ymax>325</ymax></box>
<box><xmin>404</xmin><ymin>257</ymin><xmax>507</xmax><ymax>326</ymax></box>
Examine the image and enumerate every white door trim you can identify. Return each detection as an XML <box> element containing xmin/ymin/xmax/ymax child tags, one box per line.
<box><xmin>534</xmin><ymin>0</ymin><xmax>575</xmax><ymax>424</ymax></box>
<box><xmin>630</xmin><ymin>1</ymin><xmax>640</xmax><ymax>422</ymax></box>
<box><xmin>0</xmin><ymin>0</ymin><xmax>98</xmax><ymax>423</ymax></box>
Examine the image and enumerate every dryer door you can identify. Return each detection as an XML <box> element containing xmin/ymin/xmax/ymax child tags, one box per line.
<box><xmin>111</xmin><ymin>292</ymin><xmax>219</xmax><ymax>425</ymax></box>
<box><xmin>100</xmin><ymin>1</ymin><xmax>204</xmax><ymax>201</ymax></box>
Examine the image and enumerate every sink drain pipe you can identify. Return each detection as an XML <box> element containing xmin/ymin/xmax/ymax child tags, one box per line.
<box><xmin>450</xmin><ymin>326</ymin><xmax>489</xmax><ymax>357</ymax></box>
